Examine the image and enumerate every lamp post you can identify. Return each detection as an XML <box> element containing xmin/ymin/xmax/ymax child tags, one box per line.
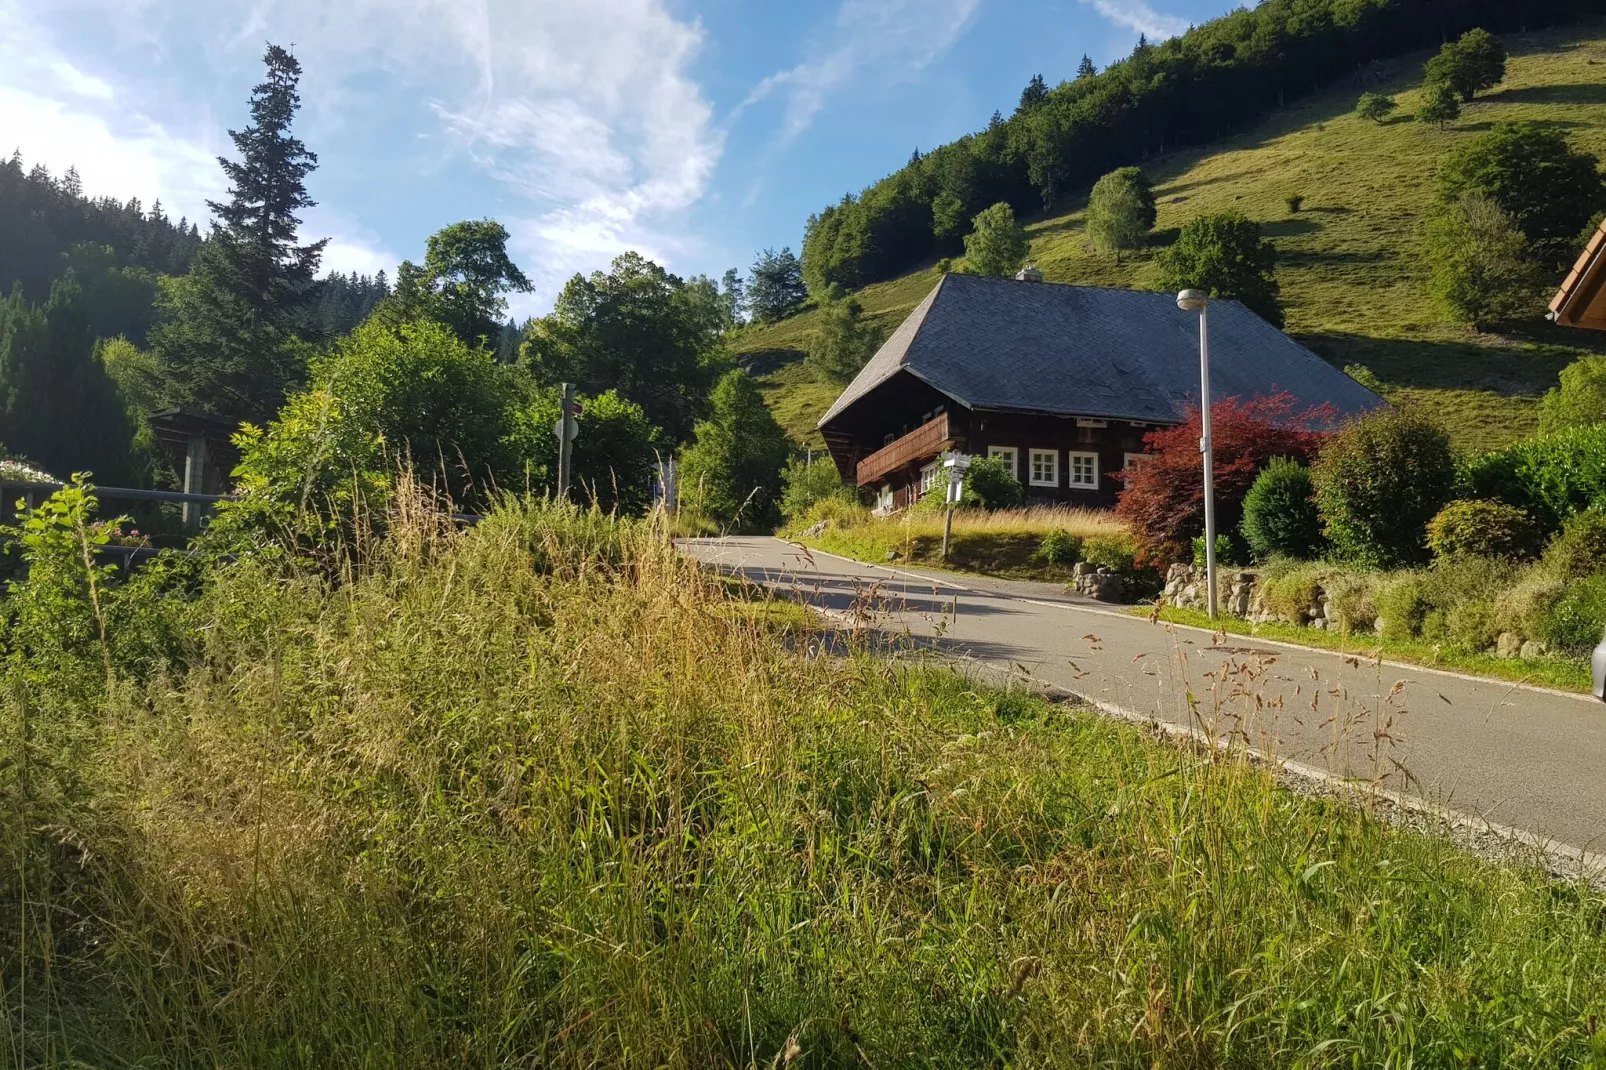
<box><xmin>1176</xmin><ymin>289</ymin><xmax>1217</xmax><ymax>619</ymax></box>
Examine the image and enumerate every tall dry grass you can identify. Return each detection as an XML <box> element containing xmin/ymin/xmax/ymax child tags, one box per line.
<box><xmin>3</xmin><ymin>486</ymin><xmax>1605</xmax><ymax>1067</ymax></box>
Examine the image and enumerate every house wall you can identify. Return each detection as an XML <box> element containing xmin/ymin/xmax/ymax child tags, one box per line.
<box><xmin>859</xmin><ymin>408</ymin><xmax>1165</xmax><ymax>512</ymax></box>
<box><xmin>966</xmin><ymin>412</ymin><xmax>1159</xmax><ymax>508</ymax></box>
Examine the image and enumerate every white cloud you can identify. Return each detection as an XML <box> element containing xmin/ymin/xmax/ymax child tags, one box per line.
<box><xmin>743</xmin><ymin>0</ymin><xmax>981</xmax><ymax>146</ymax></box>
<box><xmin>257</xmin><ymin>0</ymin><xmax>724</xmax><ymax>300</ymax></box>
<box><xmin>2</xmin><ymin>0</ymin><xmax>723</xmax><ymax>304</ymax></box>
<box><xmin>1077</xmin><ymin>0</ymin><xmax>1189</xmax><ymax>42</ymax></box>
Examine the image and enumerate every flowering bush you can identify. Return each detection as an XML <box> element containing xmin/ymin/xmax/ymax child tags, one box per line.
<box><xmin>1115</xmin><ymin>393</ymin><xmax>1331</xmax><ymax>564</ymax></box>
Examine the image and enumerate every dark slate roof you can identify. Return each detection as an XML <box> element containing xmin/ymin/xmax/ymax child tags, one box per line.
<box><xmin>818</xmin><ymin>274</ymin><xmax>1385</xmax><ymax>429</ymax></box>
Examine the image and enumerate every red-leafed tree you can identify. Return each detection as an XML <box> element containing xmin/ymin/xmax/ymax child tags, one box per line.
<box><xmin>1115</xmin><ymin>392</ymin><xmax>1333</xmax><ymax>564</ymax></box>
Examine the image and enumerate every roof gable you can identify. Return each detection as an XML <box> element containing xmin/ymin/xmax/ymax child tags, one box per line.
<box><xmin>819</xmin><ymin>274</ymin><xmax>1385</xmax><ymax>429</ymax></box>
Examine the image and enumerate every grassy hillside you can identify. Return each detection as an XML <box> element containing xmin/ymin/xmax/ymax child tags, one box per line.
<box><xmin>740</xmin><ymin>20</ymin><xmax>1606</xmax><ymax>454</ymax></box>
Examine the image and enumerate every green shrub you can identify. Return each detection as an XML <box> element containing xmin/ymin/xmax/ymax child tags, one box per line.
<box><xmin>1540</xmin><ymin>510</ymin><xmax>1606</xmax><ymax>580</ymax></box>
<box><xmin>1467</xmin><ymin>424</ymin><xmax>1606</xmax><ymax>530</ymax></box>
<box><xmin>780</xmin><ymin>456</ymin><xmax>857</xmax><ymax>523</ymax></box>
<box><xmin>1540</xmin><ymin>574</ymin><xmax>1606</xmax><ymax>652</ymax></box>
<box><xmin>1375</xmin><ymin>573</ymin><xmax>1429</xmax><ymax>641</ymax></box>
<box><xmin>1259</xmin><ymin>563</ymin><xmax>1326</xmax><ymax>624</ymax></box>
<box><xmin>964</xmin><ymin>454</ymin><xmax>1024</xmax><ymax>509</ymax></box>
<box><xmin>1312</xmin><ymin>409</ymin><xmax>1456</xmax><ymax>568</ymax></box>
<box><xmin>1538</xmin><ymin>356</ymin><xmax>1606</xmax><ymax>435</ymax></box>
<box><xmin>1191</xmin><ymin>533</ymin><xmax>1244</xmax><ymax>569</ymax></box>
<box><xmin>1082</xmin><ymin>533</ymin><xmax>1136</xmax><ymax>574</ymax></box>
<box><xmin>1325</xmin><ymin>570</ymin><xmax>1385</xmax><ymax>634</ymax></box>
<box><xmin>1036</xmin><ymin>529</ymin><xmax>1084</xmax><ymax>566</ymax></box>
<box><xmin>1415</xmin><ymin>558</ymin><xmax>1516</xmax><ymax>648</ymax></box>
<box><xmin>1240</xmin><ymin>457</ymin><xmax>1323</xmax><ymax>561</ymax></box>
<box><xmin>1493</xmin><ymin>572</ymin><xmax>1566</xmax><ymax>643</ymax></box>
<box><xmin>1285</xmin><ymin>192</ymin><xmax>1305</xmax><ymax>213</ymax></box>
<box><xmin>1425</xmin><ymin>499</ymin><xmax>1539</xmax><ymax>561</ymax></box>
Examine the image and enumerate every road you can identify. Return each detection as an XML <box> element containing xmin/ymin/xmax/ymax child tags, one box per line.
<box><xmin>684</xmin><ymin>535</ymin><xmax>1606</xmax><ymax>860</ymax></box>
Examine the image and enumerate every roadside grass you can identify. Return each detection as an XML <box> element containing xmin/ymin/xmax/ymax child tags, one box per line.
<box><xmin>1153</xmin><ymin>603</ymin><xmax>1594</xmax><ymax>694</ymax></box>
<box><xmin>789</xmin><ymin>504</ymin><xmax>1126</xmax><ymax>581</ymax></box>
<box><xmin>8</xmin><ymin>491</ymin><xmax>1606</xmax><ymax>1065</ymax></box>
<box><xmin>741</xmin><ymin>21</ymin><xmax>1606</xmax><ymax>454</ymax></box>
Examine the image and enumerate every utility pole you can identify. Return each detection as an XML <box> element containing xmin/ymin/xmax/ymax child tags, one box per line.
<box><xmin>557</xmin><ymin>382</ymin><xmax>576</xmax><ymax>500</ymax></box>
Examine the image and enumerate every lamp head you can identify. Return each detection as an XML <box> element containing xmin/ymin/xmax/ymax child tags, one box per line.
<box><xmin>1176</xmin><ymin>288</ymin><xmax>1209</xmax><ymax>311</ymax></box>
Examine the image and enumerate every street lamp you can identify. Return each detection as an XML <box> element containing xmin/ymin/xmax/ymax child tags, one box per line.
<box><xmin>1176</xmin><ymin>289</ymin><xmax>1218</xmax><ymax>619</ymax></box>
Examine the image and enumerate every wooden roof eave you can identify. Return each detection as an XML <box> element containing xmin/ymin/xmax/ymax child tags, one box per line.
<box><xmin>1551</xmin><ymin>219</ymin><xmax>1606</xmax><ymax>331</ymax></box>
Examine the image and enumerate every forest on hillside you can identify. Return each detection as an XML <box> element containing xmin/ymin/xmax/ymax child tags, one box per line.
<box><xmin>801</xmin><ymin>0</ymin><xmax>1606</xmax><ymax>295</ymax></box>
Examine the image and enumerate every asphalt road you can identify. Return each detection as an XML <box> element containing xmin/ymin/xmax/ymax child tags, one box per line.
<box><xmin>684</xmin><ymin>535</ymin><xmax>1606</xmax><ymax>858</ymax></box>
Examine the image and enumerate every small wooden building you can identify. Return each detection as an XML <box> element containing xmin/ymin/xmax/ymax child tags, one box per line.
<box><xmin>818</xmin><ymin>271</ymin><xmax>1385</xmax><ymax>511</ymax></box>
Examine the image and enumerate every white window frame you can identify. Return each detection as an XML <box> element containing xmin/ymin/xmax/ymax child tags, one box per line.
<box><xmin>987</xmin><ymin>445</ymin><xmax>1018</xmax><ymax>479</ymax></box>
<box><xmin>1075</xmin><ymin>417</ymin><xmax>1108</xmax><ymax>428</ymax></box>
<box><xmin>1067</xmin><ymin>451</ymin><xmax>1100</xmax><ymax>489</ymax></box>
<box><xmin>1123</xmin><ymin>452</ymin><xmax>1154</xmax><ymax>472</ymax></box>
<box><xmin>1029</xmin><ymin>449</ymin><xmax>1059</xmax><ymax>488</ymax></box>
<box><xmin>918</xmin><ymin>463</ymin><xmax>939</xmax><ymax>498</ymax></box>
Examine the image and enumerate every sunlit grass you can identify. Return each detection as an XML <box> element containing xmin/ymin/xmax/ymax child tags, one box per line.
<box><xmin>6</xmin><ymin>491</ymin><xmax>1606</xmax><ymax>1066</ymax></box>
<box><xmin>742</xmin><ymin>21</ymin><xmax>1606</xmax><ymax>454</ymax></box>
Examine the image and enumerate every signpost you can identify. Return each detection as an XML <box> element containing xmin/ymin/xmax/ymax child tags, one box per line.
<box><xmin>555</xmin><ymin>383</ymin><xmax>581</xmax><ymax>499</ymax></box>
<box><xmin>940</xmin><ymin>452</ymin><xmax>971</xmax><ymax>561</ymax></box>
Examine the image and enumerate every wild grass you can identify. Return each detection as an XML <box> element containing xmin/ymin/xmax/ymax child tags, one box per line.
<box><xmin>787</xmin><ymin>502</ymin><xmax>1129</xmax><ymax>580</ymax></box>
<box><xmin>5</xmin><ymin>487</ymin><xmax>1606</xmax><ymax>1065</ymax></box>
<box><xmin>741</xmin><ymin>20</ymin><xmax>1606</xmax><ymax>454</ymax></box>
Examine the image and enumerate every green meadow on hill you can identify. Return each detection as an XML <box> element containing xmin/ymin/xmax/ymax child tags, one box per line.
<box><xmin>738</xmin><ymin>20</ymin><xmax>1606</xmax><ymax>454</ymax></box>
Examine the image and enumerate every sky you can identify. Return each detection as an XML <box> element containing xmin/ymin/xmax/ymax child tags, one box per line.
<box><xmin>1</xmin><ymin>0</ymin><xmax>1243</xmax><ymax>317</ymax></box>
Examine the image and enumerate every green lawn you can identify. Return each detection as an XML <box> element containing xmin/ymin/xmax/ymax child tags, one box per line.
<box><xmin>742</xmin><ymin>20</ymin><xmax>1606</xmax><ymax>454</ymax></box>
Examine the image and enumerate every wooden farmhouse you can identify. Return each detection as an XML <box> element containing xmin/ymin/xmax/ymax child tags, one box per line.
<box><xmin>817</xmin><ymin>270</ymin><xmax>1385</xmax><ymax>511</ymax></box>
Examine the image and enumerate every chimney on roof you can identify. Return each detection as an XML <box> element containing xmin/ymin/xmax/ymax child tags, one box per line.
<box><xmin>1015</xmin><ymin>264</ymin><xmax>1043</xmax><ymax>283</ymax></box>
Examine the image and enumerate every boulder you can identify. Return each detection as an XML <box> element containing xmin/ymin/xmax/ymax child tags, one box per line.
<box><xmin>1495</xmin><ymin>632</ymin><xmax>1522</xmax><ymax>659</ymax></box>
<box><xmin>884</xmin><ymin>550</ymin><xmax>901</xmax><ymax>562</ymax></box>
<box><xmin>1519</xmin><ymin>639</ymin><xmax>1549</xmax><ymax>659</ymax></box>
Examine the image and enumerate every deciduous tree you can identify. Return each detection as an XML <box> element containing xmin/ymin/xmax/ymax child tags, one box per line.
<box><xmin>379</xmin><ymin>220</ymin><xmax>531</xmax><ymax>348</ymax></box>
<box><xmin>1085</xmin><ymin>167</ymin><xmax>1155</xmax><ymax>262</ymax></box>
<box><xmin>1423</xmin><ymin>193</ymin><xmax>1543</xmax><ymax>328</ymax></box>
<box><xmin>962</xmin><ymin>202</ymin><xmax>1029</xmax><ymax>278</ymax></box>
<box><xmin>1155</xmin><ymin>212</ymin><xmax>1282</xmax><ymax>326</ymax></box>
<box><xmin>806</xmin><ymin>296</ymin><xmax>884</xmax><ymax>383</ymax></box>
<box><xmin>1355</xmin><ymin>91</ymin><xmax>1397</xmax><ymax>124</ymax></box>
<box><xmin>1438</xmin><ymin>122</ymin><xmax>1606</xmax><ymax>262</ymax></box>
<box><xmin>1424</xmin><ymin>27</ymin><xmax>1507</xmax><ymax>102</ymax></box>
<box><xmin>679</xmin><ymin>370</ymin><xmax>790</xmax><ymax>532</ymax></box>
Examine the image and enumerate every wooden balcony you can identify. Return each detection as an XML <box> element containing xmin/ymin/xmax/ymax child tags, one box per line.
<box><xmin>855</xmin><ymin>412</ymin><xmax>952</xmax><ymax>487</ymax></box>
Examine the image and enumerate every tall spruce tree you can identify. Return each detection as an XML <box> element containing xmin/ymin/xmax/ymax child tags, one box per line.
<box><xmin>150</xmin><ymin>44</ymin><xmax>327</xmax><ymax>422</ymax></box>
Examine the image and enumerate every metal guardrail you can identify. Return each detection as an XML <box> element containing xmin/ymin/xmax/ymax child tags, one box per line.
<box><xmin>1</xmin><ymin>480</ymin><xmax>233</xmax><ymax>506</ymax></box>
<box><xmin>2</xmin><ymin>481</ymin><xmax>483</xmax><ymax>525</ymax></box>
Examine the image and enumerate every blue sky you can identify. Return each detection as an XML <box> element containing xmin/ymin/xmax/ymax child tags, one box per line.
<box><xmin>1</xmin><ymin>0</ymin><xmax>1238</xmax><ymax>316</ymax></box>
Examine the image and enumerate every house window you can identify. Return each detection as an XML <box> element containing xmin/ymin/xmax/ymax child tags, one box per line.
<box><xmin>883</xmin><ymin>432</ymin><xmax>896</xmax><ymax>447</ymax></box>
<box><xmin>876</xmin><ymin>484</ymin><xmax>895</xmax><ymax>513</ymax></box>
<box><xmin>918</xmin><ymin>463</ymin><xmax>939</xmax><ymax>498</ymax></box>
<box><xmin>1075</xmin><ymin>417</ymin><xmax>1108</xmax><ymax>428</ymax></box>
<box><xmin>1124</xmin><ymin>452</ymin><xmax>1154</xmax><ymax>472</ymax></box>
<box><xmin>1068</xmin><ymin>451</ymin><xmax>1100</xmax><ymax>489</ymax></box>
<box><xmin>1029</xmin><ymin>449</ymin><xmax>1059</xmax><ymax>488</ymax></box>
<box><xmin>987</xmin><ymin>446</ymin><xmax>1018</xmax><ymax>478</ymax></box>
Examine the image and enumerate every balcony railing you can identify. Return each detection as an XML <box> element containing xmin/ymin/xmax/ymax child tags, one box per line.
<box><xmin>854</xmin><ymin>412</ymin><xmax>951</xmax><ymax>487</ymax></box>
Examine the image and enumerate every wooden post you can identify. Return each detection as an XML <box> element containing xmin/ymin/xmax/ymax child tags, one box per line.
<box><xmin>942</xmin><ymin>501</ymin><xmax>955</xmax><ymax>561</ymax></box>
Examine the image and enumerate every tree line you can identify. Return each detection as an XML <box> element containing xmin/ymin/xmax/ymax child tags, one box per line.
<box><xmin>0</xmin><ymin>44</ymin><xmax>795</xmax><ymax>534</ymax></box>
<box><xmin>800</xmin><ymin>0</ymin><xmax>1603</xmax><ymax>298</ymax></box>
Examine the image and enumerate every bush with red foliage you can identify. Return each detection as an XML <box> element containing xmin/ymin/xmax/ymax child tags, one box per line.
<box><xmin>1115</xmin><ymin>392</ymin><xmax>1332</xmax><ymax>564</ymax></box>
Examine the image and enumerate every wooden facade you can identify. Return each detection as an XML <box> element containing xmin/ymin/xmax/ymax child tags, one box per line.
<box><xmin>824</xmin><ymin>372</ymin><xmax>1162</xmax><ymax>511</ymax></box>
